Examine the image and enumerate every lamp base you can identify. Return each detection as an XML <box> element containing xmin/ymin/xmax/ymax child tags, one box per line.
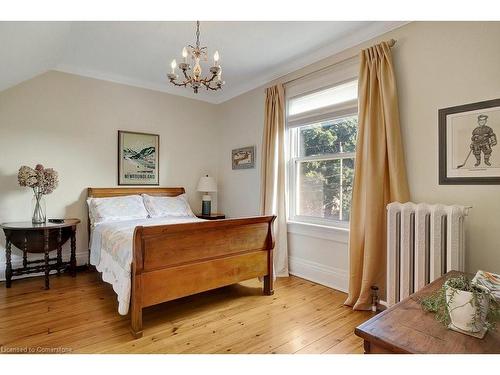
<box><xmin>202</xmin><ymin>194</ymin><xmax>212</xmax><ymax>216</ymax></box>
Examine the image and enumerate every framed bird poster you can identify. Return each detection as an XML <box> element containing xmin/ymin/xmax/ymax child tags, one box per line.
<box><xmin>118</xmin><ymin>130</ymin><xmax>159</xmax><ymax>185</ymax></box>
<box><xmin>439</xmin><ymin>98</ymin><xmax>500</xmax><ymax>184</ymax></box>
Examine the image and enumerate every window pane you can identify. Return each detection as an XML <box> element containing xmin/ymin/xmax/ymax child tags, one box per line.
<box><xmin>296</xmin><ymin>157</ymin><xmax>354</xmax><ymax>222</ymax></box>
<box><xmin>299</xmin><ymin>115</ymin><xmax>358</xmax><ymax>157</ymax></box>
<box><xmin>288</xmin><ymin>80</ymin><xmax>358</xmax><ymax>116</ymax></box>
<box><xmin>341</xmin><ymin>158</ymin><xmax>355</xmax><ymax>222</ymax></box>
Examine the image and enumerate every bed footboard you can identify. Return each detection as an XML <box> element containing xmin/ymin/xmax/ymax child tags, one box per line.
<box><xmin>130</xmin><ymin>216</ymin><xmax>276</xmax><ymax>338</ymax></box>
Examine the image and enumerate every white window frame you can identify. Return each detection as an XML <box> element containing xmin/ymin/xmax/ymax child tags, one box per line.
<box><xmin>286</xmin><ymin>82</ymin><xmax>358</xmax><ymax>230</ymax></box>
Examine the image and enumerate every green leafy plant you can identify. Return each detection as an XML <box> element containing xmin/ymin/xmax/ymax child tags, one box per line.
<box><xmin>420</xmin><ymin>275</ymin><xmax>500</xmax><ymax>331</ymax></box>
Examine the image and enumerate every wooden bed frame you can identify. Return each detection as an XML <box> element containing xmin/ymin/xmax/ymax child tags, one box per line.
<box><xmin>87</xmin><ymin>187</ymin><xmax>275</xmax><ymax>338</ymax></box>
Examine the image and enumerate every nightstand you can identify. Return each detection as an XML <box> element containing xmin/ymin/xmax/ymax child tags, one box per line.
<box><xmin>195</xmin><ymin>213</ymin><xmax>226</xmax><ymax>220</ymax></box>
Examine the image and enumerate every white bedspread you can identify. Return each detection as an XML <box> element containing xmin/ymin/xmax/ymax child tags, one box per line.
<box><xmin>90</xmin><ymin>216</ymin><xmax>204</xmax><ymax>315</ymax></box>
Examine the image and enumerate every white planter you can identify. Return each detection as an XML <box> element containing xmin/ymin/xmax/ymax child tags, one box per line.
<box><xmin>445</xmin><ymin>282</ymin><xmax>490</xmax><ymax>333</ymax></box>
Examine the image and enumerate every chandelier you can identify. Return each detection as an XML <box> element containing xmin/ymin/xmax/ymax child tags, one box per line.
<box><xmin>167</xmin><ymin>21</ymin><xmax>225</xmax><ymax>94</ymax></box>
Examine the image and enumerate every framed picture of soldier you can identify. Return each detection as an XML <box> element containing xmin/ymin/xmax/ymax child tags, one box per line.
<box><xmin>118</xmin><ymin>130</ymin><xmax>159</xmax><ymax>185</ymax></box>
<box><xmin>439</xmin><ymin>98</ymin><xmax>500</xmax><ymax>184</ymax></box>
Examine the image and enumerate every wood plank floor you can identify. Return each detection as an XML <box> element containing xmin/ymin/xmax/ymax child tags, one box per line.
<box><xmin>0</xmin><ymin>271</ymin><xmax>373</xmax><ymax>354</ymax></box>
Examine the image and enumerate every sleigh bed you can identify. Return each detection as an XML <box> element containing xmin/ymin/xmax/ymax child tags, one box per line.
<box><xmin>87</xmin><ymin>187</ymin><xmax>275</xmax><ymax>338</ymax></box>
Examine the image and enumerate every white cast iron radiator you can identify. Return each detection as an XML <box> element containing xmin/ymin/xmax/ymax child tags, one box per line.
<box><xmin>385</xmin><ymin>202</ymin><xmax>469</xmax><ymax>306</ymax></box>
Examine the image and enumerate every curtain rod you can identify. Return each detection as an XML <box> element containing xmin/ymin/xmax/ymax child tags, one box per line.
<box><xmin>283</xmin><ymin>38</ymin><xmax>397</xmax><ymax>86</ymax></box>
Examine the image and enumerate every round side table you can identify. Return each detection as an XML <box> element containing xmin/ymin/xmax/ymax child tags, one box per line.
<box><xmin>0</xmin><ymin>219</ymin><xmax>80</xmax><ymax>289</ymax></box>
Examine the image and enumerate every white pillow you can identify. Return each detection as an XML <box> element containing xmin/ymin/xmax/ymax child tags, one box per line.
<box><xmin>142</xmin><ymin>193</ymin><xmax>195</xmax><ymax>218</ymax></box>
<box><xmin>87</xmin><ymin>195</ymin><xmax>149</xmax><ymax>225</ymax></box>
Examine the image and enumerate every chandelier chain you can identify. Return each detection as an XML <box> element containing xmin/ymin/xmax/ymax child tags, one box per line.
<box><xmin>196</xmin><ymin>21</ymin><xmax>200</xmax><ymax>49</ymax></box>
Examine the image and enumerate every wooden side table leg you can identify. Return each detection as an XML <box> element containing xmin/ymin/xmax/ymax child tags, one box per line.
<box><xmin>23</xmin><ymin>233</ymin><xmax>28</xmax><ymax>269</ymax></box>
<box><xmin>5</xmin><ymin>236</ymin><xmax>12</xmax><ymax>288</ymax></box>
<box><xmin>57</xmin><ymin>228</ymin><xmax>62</xmax><ymax>276</ymax></box>
<box><xmin>44</xmin><ymin>229</ymin><xmax>50</xmax><ymax>290</ymax></box>
<box><xmin>70</xmin><ymin>226</ymin><xmax>76</xmax><ymax>277</ymax></box>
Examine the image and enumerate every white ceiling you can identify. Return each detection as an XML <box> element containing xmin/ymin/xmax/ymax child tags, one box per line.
<box><xmin>0</xmin><ymin>21</ymin><xmax>405</xmax><ymax>103</ymax></box>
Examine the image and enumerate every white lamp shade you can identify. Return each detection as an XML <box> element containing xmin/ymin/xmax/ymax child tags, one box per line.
<box><xmin>197</xmin><ymin>175</ymin><xmax>217</xmax><ymax>192</ymax></box>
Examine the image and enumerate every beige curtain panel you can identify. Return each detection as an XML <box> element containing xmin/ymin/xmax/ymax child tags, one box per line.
<box><xmin>260</xmin><ymin>84</ymin><xmax>289</xmax><ymax>277</ymax></box>
<box><xmin>345</xmin><ymin>41</ymin><xmax>410</xmax><ymax>310</ymax></box>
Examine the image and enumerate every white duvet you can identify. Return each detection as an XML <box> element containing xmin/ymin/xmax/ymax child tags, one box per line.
<box><xmin>90</xmin><ymin>216</ymin><xmax>204</xmax><ymax>315</ymax></box>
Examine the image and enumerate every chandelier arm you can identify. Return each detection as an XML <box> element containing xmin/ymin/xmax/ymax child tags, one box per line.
<box><xmin>169</xmin><ymin>78</ymin><xmax>189</xmax><ymax>87</ymax></box>
<box><xmin>203</xmin><ymin>78</ymin><xmax>222</xmax><ymax>90</ymax></box>
<box><xmin>181</xmin><ymin>69</ymin><xmax>192</xmax><ymax>82</ymax></box>
<box><xmin>201</xmin><ymin>72</ymin><xmax>223</xmax><ymax>90</ymax></box>
<box><xmin>200</xmin><ymin>72</ymin><xmax>218</xmax><ymax>86</ymax></box>
<box><xmin>205</xmin><ymin>84</ymin><xmax>222</xmax><ymax>91</ymax></box>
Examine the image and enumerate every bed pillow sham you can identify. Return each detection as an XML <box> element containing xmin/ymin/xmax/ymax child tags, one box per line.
<box><xmin>87</xmin><ymin>195</ymin><xmax>149</xmax><ymax>226</ymax></box>
<box><xmin>142</xmin><ymin>193</ymin><xmax>195</xmax><ymax>218</ymax></box>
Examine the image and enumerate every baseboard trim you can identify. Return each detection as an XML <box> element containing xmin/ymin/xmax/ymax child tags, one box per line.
<box><xmin>289</xmin><ymin>256</ymin><xmax>348</xmax><ymax>293</ymax></box>
<box><xmin>287</xmin><ymin>221</ymin><xmax>349</xmax><ymax>244</ymax></box>
<box><xmin>0</xmin><ymin>251</ymin><xmax>88</xmax><ymax>281</ymax></box>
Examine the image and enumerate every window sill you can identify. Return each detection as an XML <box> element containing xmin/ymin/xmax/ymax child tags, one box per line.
<box><xmin>287</xmin><ymin>221</ymin><xmax>349</xmax><ymax>244</ymax></box>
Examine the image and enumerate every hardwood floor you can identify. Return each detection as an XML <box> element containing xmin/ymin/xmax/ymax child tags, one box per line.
<box><xmin>0</xmin><ymin>271</ymin><xmax>373</xmax><ymax>354</ymax></box>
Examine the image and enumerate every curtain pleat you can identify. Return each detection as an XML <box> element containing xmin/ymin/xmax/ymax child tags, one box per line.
<box><xmin>260</xmin><ymin>84</ymin><xmax>289</xmax><ymax>277</ymax></box>
<box><xmin>345</xmin><ymin>42</ymin><xmax>410</xmax><ymax>310</ymax></box>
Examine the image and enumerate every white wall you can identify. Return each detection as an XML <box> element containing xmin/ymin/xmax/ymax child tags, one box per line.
<box><xmin>2</xmin><ymin>22</ymin><xmax>500</xmax><ymax>287</ymax></box>
<box><xmin>216</xmin><ymin>21</ymin><xmax>500</xmax><ymax>291</ymax></box>
<box><xmin>216</xmin><ymin>89</ymin><xmax>264</xmax><ymax>218</ymax></box>
<box><xmin>0</xmin><ymin>71</ymin><xmax>218</xmax><ymax>277</ymax></box>
<box><xmin>392</xmin><ymin>22</ymin><xmax>500</xmax><ymax>274</ymax></box>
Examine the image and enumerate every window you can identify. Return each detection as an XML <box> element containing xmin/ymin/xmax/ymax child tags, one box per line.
<box><xmin>288</xmin><ymin>80</ymin><xmax>358</xmax><ymax>116</ymax></box>
<box><xmin>287</xmin><ymin>80</ymin><xmax>358</xmax><ymax>228</ymax></box>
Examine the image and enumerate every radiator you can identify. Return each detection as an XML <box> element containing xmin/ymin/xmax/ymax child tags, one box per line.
<box><xmin>385</xmin><ymin>202</ymin><xmax>469</xmax><ymax>306</ymax></box>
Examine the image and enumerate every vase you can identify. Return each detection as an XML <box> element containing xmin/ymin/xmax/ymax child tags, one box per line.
<box><xmin>445</xmin><ymin>282</ymin><xmax>490</xmax><ymax>333</ymax></box>
<box><xmin>31</xmin><ymin>191</ymin><xmax>46</xmax><ymax>224</ymax></box>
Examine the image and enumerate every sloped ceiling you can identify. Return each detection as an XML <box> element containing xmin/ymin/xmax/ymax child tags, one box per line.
<box><xmin>0</xmin><ymin>21</ymin><xmax>406</xmax><ymax>103</ymax></box>
<box><xmin>0</xmin><ymin>22</ymin><xmax>71</xmax><ymax>92</ymax></box>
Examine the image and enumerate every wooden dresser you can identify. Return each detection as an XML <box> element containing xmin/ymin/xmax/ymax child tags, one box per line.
<box><xmin>355</xmin><ymin>271</ymin><xmax>500</xmax><ymax>354</ymax></box>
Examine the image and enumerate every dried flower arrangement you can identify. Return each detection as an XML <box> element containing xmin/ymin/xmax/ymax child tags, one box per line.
<box><xmin>18</xmin><ymin>164</ymin><xmax>59</xmax><ymax>223</ymax></box>
<box><xmin>18</xmin><ymin>164</ymin><xmax>59</xmax><ymax>194</ymax></box>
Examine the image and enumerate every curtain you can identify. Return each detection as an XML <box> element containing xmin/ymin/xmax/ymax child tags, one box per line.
<box><xmin>260</xmin><ymin>84</ymin><xmax>289</xmax><ymax>277</ymax></box>
<box><xmin>345</xmin><ymin>41</ymin><xmax>410</xmax><ymax>310</ymax></box>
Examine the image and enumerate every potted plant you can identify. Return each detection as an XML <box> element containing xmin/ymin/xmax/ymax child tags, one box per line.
<box><xmin>18</xmin><ymin>164</ymin><xmax>59</xmax><ymax>224</ymax></box>
<box><xmin>421</xmin><ymin>275</ymin><xmax>500</xmax><ymax>336</ymax></box>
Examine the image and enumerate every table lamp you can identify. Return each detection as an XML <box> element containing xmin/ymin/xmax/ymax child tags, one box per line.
<box><xmin>197</xmin><ymin>175</ymin><xmax>217</xmax><ymax>215</ymax></box>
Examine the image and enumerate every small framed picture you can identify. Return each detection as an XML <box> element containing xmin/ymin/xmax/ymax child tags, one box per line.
<box><xmin>118</xmin><ymin>130</ymin><xmax>159</xmax><ymax>185</ymax></box>
<box><xmin>232</xmin><ymin>146</ymin><xmax>256</xmax><ymax>170</ymax></box>
<box><xmin>439</xmin><ymin>98</ymin><xmax>500</xmax><ymax>184</ymax></box>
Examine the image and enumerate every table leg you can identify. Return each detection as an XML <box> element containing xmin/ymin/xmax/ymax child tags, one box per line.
<box><xmin>57</xmin><ymin>228</ymin><xmax>62</xmax><ymax>276</ymax></box>
<box><xmin>44</xmin><ymin>229</ymin><xmax>50</xmax><ymax>290</ymax></box>
<box><xmin>23</xmin><ymin>233</ymin><xmax>28</xmax><ymax>269</ymax></box>
<box><xmin>70</xmin><ymin>226</ymin><xmax>76</xmax><ymax>277</ymax></box>
<box><xmin>5</xmin><ymin>236</ymin><xmax>12</xmax><ymax>288</ymax></box>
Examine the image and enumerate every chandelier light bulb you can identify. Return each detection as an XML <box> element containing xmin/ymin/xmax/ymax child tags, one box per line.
<box><xmin>213</xmin><ymin>50</ymin><xmax>220</xmax><ymax>66</ymax></box>
<box><xmin>171</xmin><ymin>59</ymin><xmax>177</xmax><ymax>74</ymax></box>
<box><xmin>182</xmin><ymin>47</ymin><xmax>188</xmax><ymax>62</ymax></box>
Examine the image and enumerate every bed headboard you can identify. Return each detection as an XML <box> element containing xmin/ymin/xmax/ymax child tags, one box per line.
<box><xmin>87</xmin><ymin>187</ymin><xmax>185</xmax><ymax>198</ymax></box>
<box><xmin>86</xmin><ymin>187</ymin><xmax>186</xmax><ymax>264</ymax></box>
